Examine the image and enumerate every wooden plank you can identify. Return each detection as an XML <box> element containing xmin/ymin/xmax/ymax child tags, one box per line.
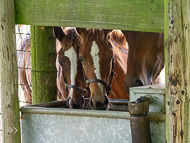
<box><xmin>15</xmin><ymin>0</ymin><xmax>164</xmax><ymax>33</ymax></box>
<box><xmin>31</xmin><ymin>26</ymin><xmax>57</xmax><ymax>104</ymax></box>
<box><xmin>165</xmin><ymin>0</ymin><xmax>190</xmax><ymax>142</ymax></box>
<box><xmin>0</xmin><ymin>0</ymin><xmax>21</xmax><ymax>142</ymax></box>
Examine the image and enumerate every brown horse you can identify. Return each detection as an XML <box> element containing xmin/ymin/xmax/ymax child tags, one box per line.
<box><xmin>122</xmin><ymin>31</ymin><xmax>165</xmax><ymax>92</ymax></box>
<box><xmin>54</xmin><ymin>27</ymin><xmax>89</xmax><ymax>109</ymax></box>
<box><xmin>56</xmin><ymin>40</ymin><xmax>68</xmax><ymax>100</ymax></box>
<box><xmin>17</xmin><ymin>35</ymin><xmax>67</xmax><ymax>104</ymax></box>
<box><xmin>76</xmin><ymin>28</ymin><xmax>129</xmax><ymax>110</ymax></box>
<box><xmin>17</xmin><ymin>35</ymin><xmax>32</xmax><ymax>104</ymax></box>
<box><xmin>18</xmin><ymin>27</ymin><xmax>88</xmax><ymax>108</ymax></box>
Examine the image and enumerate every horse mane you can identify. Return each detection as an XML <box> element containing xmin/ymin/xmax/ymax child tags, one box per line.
<box><xmin>109</xmin><ymin>30</ymin><xmax>129</xmax><ymax>54</ymax></box>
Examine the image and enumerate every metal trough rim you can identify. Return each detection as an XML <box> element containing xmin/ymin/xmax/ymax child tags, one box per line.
<box><xmin>20</xmin><ymin>106</ymin><xmax>165</xmax><ymax>122</ymax></box>
<box><xmin>24</xmin><ymin>98</ymin><xmax>130</xmax><ymax>108</ymax></box>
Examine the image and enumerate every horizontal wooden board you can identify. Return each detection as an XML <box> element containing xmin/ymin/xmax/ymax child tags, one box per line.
<box><xmin>15</xmin><ymin>0</ymin><xmax>164</xmax><ymax>33</ymax></box>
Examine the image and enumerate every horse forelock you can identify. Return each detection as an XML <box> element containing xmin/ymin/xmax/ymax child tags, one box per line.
<box><xmin>82</xmin><ymin>28</ymin><xmax>108</xmax><ymax>42</ymax></box>
<box><xmin>62</xmin><ymin>28</ymin><xmax>81</xmax><ymax>51</ymax></box>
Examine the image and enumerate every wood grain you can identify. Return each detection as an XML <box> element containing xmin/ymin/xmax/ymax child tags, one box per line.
<box><xmin>165</xmin><ymin>0</ymin><xmax>190</xmax><ymax>142</ymax></box>
<box><xmin>0</xmin><ymin>0</ymin><xmax>21</xmax><ymax>142</ymax></box>
<box><xmin>15</xmin><ymin>0</ymin><xmax>164</xmax><ymax>33</ymax></box>
<box><xmin>31</xmin><ymin>26</ymin><xmax>57</xmax><ymax>104</ymax></box>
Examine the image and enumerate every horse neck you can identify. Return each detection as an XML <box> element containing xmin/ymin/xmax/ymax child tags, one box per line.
<box><xmin>108</xmin><ymin>46</ymin><xmax>128</xmax><ymax>99</ymax></box>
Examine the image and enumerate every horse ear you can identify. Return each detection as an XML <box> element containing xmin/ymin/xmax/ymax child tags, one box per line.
<box><xmin>106</xmin><ymin>30</ymin><xmax>112</xmax><ymax>45</ymax></box>
<box><xmin>76</xmin><ymin>28</ymin><xmax>86</xmax><ymax>35</ymax></box>
<box><xmin>53</xmin><ymin>27</ymin><xmax>65</xmax><ymax>42</ymax></box>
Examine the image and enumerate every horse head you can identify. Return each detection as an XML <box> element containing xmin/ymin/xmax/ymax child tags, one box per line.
<box><xmin>122</xmin><ymin>31</ymin><xmax>165</xmax><ymax>93</ymax></box>
<box><xmin>76</xmin><ymin>28</ymin><xmax>116</xmax><ymax>110</ymax></box>
<box><xmin>54</xmin><ymin>27</ymin><xmax>87</xmax><ymax>109</ymax></box>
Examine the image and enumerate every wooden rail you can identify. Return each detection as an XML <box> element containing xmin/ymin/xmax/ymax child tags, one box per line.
<box><xmin>15</xmin><ymin>0</ymin><xmax>164</xmax><ymax>33</ymax></box>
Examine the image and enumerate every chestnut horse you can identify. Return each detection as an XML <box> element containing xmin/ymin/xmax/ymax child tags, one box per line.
<box><xmin>76</xmin><ymin>28</ymin><xmax>129</xmax><ymax>110</ymax></box>
<box><xmin>54</xmin><ymin>27</ymin><xmax>88</xmax><ymax>109</ymax></box>
<box><xmin>18</xmin><ymin>27</ymin><xmax>87</xmax><ymax>108</ymax></box>
<box><xmin>17</xmin><ymin>35</ymin><xmax>32</xmax><ymax>104</ymax></box>
<box><xmin>122</xmin><ymin>31</ymin><xmax>165</xmax><ymax>92</ymax></box>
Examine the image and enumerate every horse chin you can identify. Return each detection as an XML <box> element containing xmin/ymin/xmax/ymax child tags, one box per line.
<box><xmin>90</xmin><ymin>96</ymin><xmax>109</xmax><ymax>110</ymax></box>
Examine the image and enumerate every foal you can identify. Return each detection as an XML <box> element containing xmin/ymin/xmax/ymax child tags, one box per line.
<box><xmin>54</xmin><ymin>27</ymin><xmax>88</xmax><ymax>109</ymax></box>
<box><xmin>76</xmin><ymin>28</ymin><xmax>129</xmax><ymax>110</ymax></box>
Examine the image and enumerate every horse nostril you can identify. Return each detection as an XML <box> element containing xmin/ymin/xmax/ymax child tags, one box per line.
<box><xmin>104</xmin><ymin>96</ymin><xmax>109</xmax><ymax>104</ymax></box>
<box><xmin>90</xmin><ymin>98</ymin><xmax>94</xmax><ymax>107</ymax></box>
<box><xmin>136</xmin><ymin>79</ymin><xmax>143</xmax><ymax>86</ymax></box>
<box><xmin>81</xmin><ymin>97</ymin><xmax>84</xmax><ymax>104</ymax></box>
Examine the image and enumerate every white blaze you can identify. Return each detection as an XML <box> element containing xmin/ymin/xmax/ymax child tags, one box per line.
<box><xmin>90</xmin><ymin>42</ymin><xmax>104</xmax><ymax>94</ymax></box>
<box><xmin>65</xmin><ymin>47</ymin><xmax>77</xmax><ymax>99</ymax></box>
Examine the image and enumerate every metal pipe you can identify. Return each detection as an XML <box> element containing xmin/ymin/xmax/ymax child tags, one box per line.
<box><xmin>129</xmin><ymin>96</ymin><xmax>152</xmax><ymax>143</ymax></box>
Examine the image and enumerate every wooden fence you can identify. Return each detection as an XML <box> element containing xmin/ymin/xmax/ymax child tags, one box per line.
<box><xmin>0</xmin><ymin>0</ymin><xmax>190</xmax><ymax>143</ymax></box>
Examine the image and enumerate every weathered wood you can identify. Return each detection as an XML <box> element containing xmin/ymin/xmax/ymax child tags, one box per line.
<box><xmin>15</xmin><ymin>0</ymin><xmax>164</xmax><ymax>33</ymax></box>
<box><xmin>0</xmin><ymin>0</ymin><xmax>21</xmax><ymax>142</ymax></box>
<box><xmin>165</xmin><ymin>0</ymin><xmax>190</xmax><ymax>142</ymax></box>
<box><xmin>31</xmin><ymin>26</ymin><xmax>57</xmax><ymax>104</ymax></box>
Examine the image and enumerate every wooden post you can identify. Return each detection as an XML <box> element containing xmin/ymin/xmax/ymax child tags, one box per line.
<box><xmin>165</xmin><ymin>0</ymin><xmax>190</xmax><ymax>142</ymax></box>
<box><xmin>0</xmin><ymin>0</ymin><xmax>21</xmax><ymax>142</ymax></box>
<box><xmin>31</xmin><ymin>26</ymin><xmax>57</xmax><ymax>104</ymax></box>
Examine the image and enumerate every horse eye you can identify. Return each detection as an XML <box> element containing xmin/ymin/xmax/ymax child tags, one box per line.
<box><xmin>80</xmin><ymin>57</ymin><xmax>84</xmax><ymax>63</ymax></box>
<box><xmin>59</xmin><ymin>60</ymin><xmax>62</xmax><ymax>65</ymax></box>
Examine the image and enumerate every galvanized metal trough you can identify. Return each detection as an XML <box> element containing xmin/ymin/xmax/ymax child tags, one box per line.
<box><xmin>20</xmin><ymin>84</ymin><xmax>165</xmax><ymax>143</ymax></box>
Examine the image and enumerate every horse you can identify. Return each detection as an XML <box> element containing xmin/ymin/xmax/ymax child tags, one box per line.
<box><xmin>56</xmin><ymin>40</ymin><xmax>68</xmax><ymax>100</ymax></box>
<box><xmin>121</xmin><ymin>31</ymin><xmax>165</xmax><ymax>92</ymax></box>
<box><xmin>76</xmin><ymin>28</ymin><xmax>129</xmax><ymax>110</ymax></box>
<box><xmin>17</xmin><ymin>34</ymin><xmax>67</xmax><ymax>104</ymax></box>
<box><xmin>17</xmin><ymin>35</ymin><xmax>32</xmax><ymax>104</ymax></box>
<box><xmin>54</xmin><ymin>27</ymin><xmax>89</xmax><ymax>109</ymax></box>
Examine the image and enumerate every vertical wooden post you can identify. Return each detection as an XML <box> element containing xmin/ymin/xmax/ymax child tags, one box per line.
<box><xmin>31</xmin><ymin>26</ymin><xmax>57</xmax><ymax>104</ymax></box>
<box><xmin>165</xmin><ymin>0</ymin><xmax>190</xmax><ymax>142</ymax></box>
<box><xmin>0</xmin><ymin>0</ymin><xmax>21</xmax><ymax>142</ymax></box>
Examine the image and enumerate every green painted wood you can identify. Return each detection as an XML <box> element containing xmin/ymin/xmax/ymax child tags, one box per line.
<box><xmin>15</xmin><ymin>0</ymin><xmax>164</xmax><ymax>33</ymax></box>
<box><xmin>0</xmin><ymin>0</ymin><xmax>21</xmax><ymax>142</ymax></box>
<box><xmin>31</xmin><ymin>26</ymin><xmax>57</xmax><ymax>104</ymax></box>
<box><xmin>165</xmin><ymin>0</ymin><xmax>190</xmax><ymax>142</ymax></box>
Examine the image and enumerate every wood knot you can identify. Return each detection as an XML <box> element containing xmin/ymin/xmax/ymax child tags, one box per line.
<box><xmin>181</xmin><ymin>90</ymin><xmax>185</xmax><ymax>95</ymax></box>
<box><xmin>8</xmin><ymin>104</ymin><xmax>11</xmax><ymax>108</ymax></box>
<box><xmin>176</xmin><ymin>100</ymin><xmax>180</xmax><ymax>105</ymax></box>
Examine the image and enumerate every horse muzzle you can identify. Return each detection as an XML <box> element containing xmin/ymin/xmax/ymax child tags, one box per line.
<box><xmin>90</xmin><ymin>96</ymin><xmax>109</xmax><ymax>110</ymax></box>
<box><xmin>67</xmin><ymin>97</ymin><xmax>84</xmax><ymax>109</ymax></box>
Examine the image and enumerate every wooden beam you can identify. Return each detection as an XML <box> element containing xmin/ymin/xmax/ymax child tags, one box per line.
<box><xmin>15</xmin><ymin>0</ymin><xmax>164</xmax><ymax>33</ymax></box>
<box><xmin>0</xmin><ymin>0</ymin><xmax>21</xmax><ymax>142</ymax></box>
<box><xmin>31</xmin><ymin>26</ymin><xmax>57</xmax><ymax>104</ymax></box>
<box><xmin>165</xmin><ymin>0</ymin><xmax>190</xmax><ymax>142</ymax></box>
